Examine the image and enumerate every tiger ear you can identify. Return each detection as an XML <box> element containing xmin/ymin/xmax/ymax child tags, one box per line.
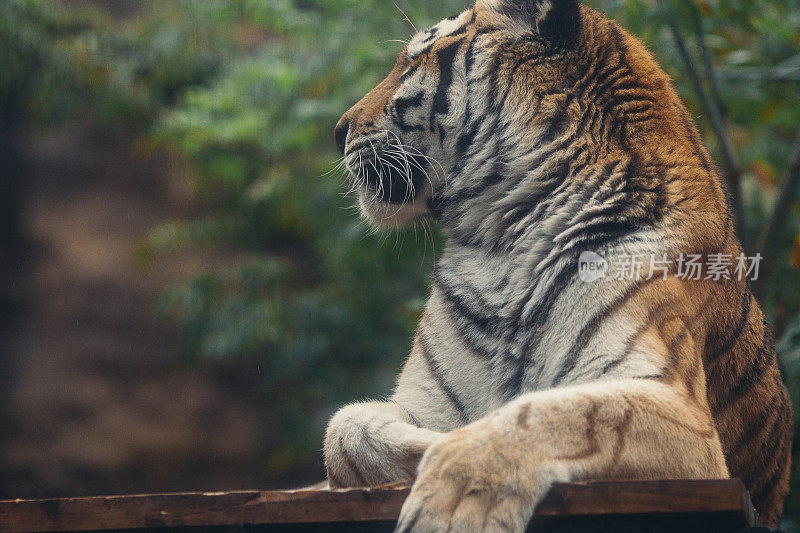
<box><xmin>476</xmin><ymin>0</ymin><xmax>581</xmax><ymax>46</ymax></box>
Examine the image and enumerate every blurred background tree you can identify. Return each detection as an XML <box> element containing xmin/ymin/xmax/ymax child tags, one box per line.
<box><xmin>2</xmin><ymin>0</ymin><xmax>800</xmax><ymax>528</ymax></box>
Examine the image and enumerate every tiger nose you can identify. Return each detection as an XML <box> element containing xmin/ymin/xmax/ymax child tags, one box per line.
<box><xmin>334</xmin><ymin>118</ymin><xmax>350</xmax><ymax>154</ymax></box>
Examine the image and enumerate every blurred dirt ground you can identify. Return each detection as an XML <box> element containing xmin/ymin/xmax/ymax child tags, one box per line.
<box><xmin>0</xmin><ymin>123</ymin><xmax>278</xmax><ymax>498</ymax></box>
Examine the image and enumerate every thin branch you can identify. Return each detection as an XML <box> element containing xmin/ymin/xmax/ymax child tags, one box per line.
<box><xmin>718</xmin><ymin>53</ymin><xmax>800</xmax><ymax>82</ymax></box>
<box><xmin>754</xmin><ymin>127</ymin><xmax>800</xmax><ymax>294</ymax></box>
<box><xmin>716</xmin><ymin>68</ymin><xmax>800</xmax><ymax>83</ymax></box>
<box><xmin>667</xmin><ymin>8</ymin><xmax>747</xmax><ymax>246</ymax></box>
<box><xmin>684</xmin><ymin>1</ymin><xmax>727</xmax><ymax>117</ymax></box>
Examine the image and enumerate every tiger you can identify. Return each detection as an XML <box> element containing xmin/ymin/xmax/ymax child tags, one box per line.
<box><xmin>324</xmin><ymin>0</ymin><xmax>794</xmax><ymax>529</ymax></box>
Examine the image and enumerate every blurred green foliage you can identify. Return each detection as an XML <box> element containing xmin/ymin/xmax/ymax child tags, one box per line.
<box><xmin>144</xmin><ymin>0</ymin><xmax>466</xmax><ymax>475</ymax></box>
<box><xmin>3</xmin><ymin>0</ymin><xmax>800</xmax><ymax>525</ymax></box>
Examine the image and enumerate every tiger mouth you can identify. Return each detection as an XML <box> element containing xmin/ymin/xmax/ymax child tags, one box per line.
<box><xmin>345</xmin><ymin>143</ymin><xmax>431</xmax><ymax>205</ymax></box>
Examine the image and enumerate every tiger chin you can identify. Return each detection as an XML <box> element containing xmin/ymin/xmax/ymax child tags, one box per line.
<box><xmin>326</xmin><ymin>0</ymin><xmax>793</xmax><ymax>530</ymax></box>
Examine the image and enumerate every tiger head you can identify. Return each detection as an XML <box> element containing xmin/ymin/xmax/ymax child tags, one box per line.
<box><xmin>336</xmin><ymin>0</ymin><xmax>715</xmax><ymax>248</ymax></box>
<box><xmin>335</xmin><ymin>0</ymin><xmax>587</xmax><ymax>226</ymax></box>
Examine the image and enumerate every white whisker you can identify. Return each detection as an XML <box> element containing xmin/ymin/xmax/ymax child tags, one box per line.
<box><xmin>393</xmin><ymin>1</ymin><xmax>418</xmax><ymax>35</ymax></box>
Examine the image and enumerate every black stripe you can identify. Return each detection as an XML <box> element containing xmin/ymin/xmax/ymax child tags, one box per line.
<box><xmin>400</xmin><ymin>62</ymin><xmax>421</xmax><ymax>82</ymax></box>
<box><xmin>506</xmin><ymin>257</ymin><xmax>582</xmax><ymax>393</ymax></box>
<box><xmin>745</xmin><ymin>406</ymin><xmax>792</xmax><ymax>505</ymax></box>
<box><xmin>575</xmin><ymin>42</ymin><xmax>615</xmax><ymax>98</ymax></box>
<box><xmin>560</xmin><ymin>163</ymin><xmax>667</xmax><ymax>248</ymax></box>
<box><xmin>502</xmin><ymin>364</ymin><xmax>526</xmax><ymax>402</ymax></box>
<box><xmin>405</xmin><ymin>410</ymin><xmax>421</xmax><ymax>428</ymax></box>
<box><xmin>609</xmin><ymin>80</ymin><xmax>653</xmax><ymax>96</ymax></box>
<box><xmin>729</xmin><ymin>388</ymin><xmax>781</xmax><ymax>455</ymax></box>
<box><xmin>510</xmin><ymin>159</ymin><xmax>590</xmax><ymax>239</ymax></box>
<box><xmin>551</xmin><ymin>277</ymin><xmax>661</xmax><ymax>386</ymax></box>
<box><xmin>597</xmin><ymin>301</ymin><xmax>676</xmax><ymax>379</ymax></box>
<box><xmin>395</xmin><ymin>122</ymin><xmax>424</xmax><ymax>134</ymax></box>
<box><xmin>587</xmin><ymin>64</ymin><xmax>632</xmax><ymax>102</ymax></box>
<box><xmin>447</xmin><ymin>23</ymin><xmax>469</xmax><ymax>38</ymax></box>
<box><xmin>494</xmin><ymin>108</ymin><xmax>602</xmax><ymax>243</ymax></box>
<box><xmin>511</xmin><ymin>194</ymin><xmax>656</xmax><ymax>390</ymax></box>
<box><xmin>443</xmin><ymin>147</ymin><xmax>506</xmax><ymax>210</ymax></box>
<box><xmin>750</xmin><ymin>415</ymin><xmax>792</xmax><ymax>506</ymax></box>
<box><xmin>429</xmin><ymin>37</ymin><xmax>464</xmax><ymax>131</ymax></box>
<box><xmin>392</xmin><ymin>90</ymin><xmax>426</xmax><ymax>133</ymax></box>
<box><xmin>417</xmin><ymin>333</ymin><xmax>470</xmax><ymax>423</ymax></box>
<box><xmin>450</xmin><ymin>94</ymin><xmax>583</xmax><ymax>236</ymax></box>
<box><xmin>609</xmin><ymin>91</ymin><xmax>658</xmax><ymax>109</ymax></box>
<box><xmin>434</xmin><ymin>271</ymin><xmax>504</xmax><ymax>338</ymax></box>
<box><xmin>453</xmin><ymin>35</ymin><xmax>479</xmax><ymax>159</ymax></box>
<box><xmin>666</xmin><ymin>326</ymin><xmax>690</xmax><ymax>355</ymax></box>
<box><xmin>536</xmin><ymin>92</ymin><xmax>577</xmax><ymax>146</ymax></box>
<box><xmin>485</xmin><ymin>46</ymin><xmax>507</xmax><ymax>114</ymax></box>
<box><xmin>740</xmin><ymin>400</ymin><xmax>790</xmax><ymax>484</ymax></box>
<box><xmin>359</xmin><ymin>423</ymin><xmax>391</xmax><ymax>459</ymax></box>
<box><xmin>499</xmin><ymin>53</ymin><xmax>550</xmax><ymax>105</ymax></box>
<box><xmin>392</xmin><ymin>400</ymin><xmax>422</xmax><ymax>428</ymax></box>
<box><xmin>713</xmin><ymin>321</ymin><xmax>774</xmax><ymax>416</ymax></box>
<box><xmin>706</xmin><ymin>289</ymin><xmax>752</xmax><ymax>364</ymax></box>
<box><xmin>455</xmin><ymin>117</ymin><xmax>480</xmax><ymax>159</ymax></box>
<box><xmin>338</xmin><ymin>435</ymin><xmax>368</xmax><ymax>486</ymax></box>
<box><xmin>496</xmin><ymin>163</ymin><xmax>575</xmax><ymax>249</ymax></box>
<box><xmin>464</xmin><ymin>34</ymin><xmax>477</xmax><ymax>77</ymax></box>
<box><xmin>621</xmin><ymin>104</ymin><xmax>656</xmax><ymax>120</ymax></box>
<box><xmin>421</xmin><ymin>26</ymin><xmax>439</xmax><ymax>45</ymax></box>
<box><xmin>431</xmin><ymin>276</ymin><xmax>502</xmax><ymax>363</ymax></box>
<box><xmin>520</xmin><ymin>258</ymin><xmax>581</xmax><ymax>337</ymax></box>
<box><xmin>393</xmin><ymin>91</ymin><xmax>424</xmax><ymax>116</ymax></box>
<box><xmin>442</xmin><ymin>46</ymin><xmax>516</xmax><ymax>207</ymax></box>
<box><xmin>571</xmin><ymin>221</ymin><xmax>646</xmax><ymax>251</ymax></box>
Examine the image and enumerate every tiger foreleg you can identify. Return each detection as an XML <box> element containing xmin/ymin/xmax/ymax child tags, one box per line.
<box><xmin>324</xmin><ymin>400</ymin><xmax>443</xmax><ymax>488</ymax></box>
<box><xmin>395</xmin><ymin>378</ymin><xmax>728</xmax><ymax>533</ymax></box>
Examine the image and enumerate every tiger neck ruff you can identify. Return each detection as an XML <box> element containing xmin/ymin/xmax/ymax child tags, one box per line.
<box><xmin>326</xmin><ymin>0</ymin><xmax>792</xmax><ymax>529</ymax></box>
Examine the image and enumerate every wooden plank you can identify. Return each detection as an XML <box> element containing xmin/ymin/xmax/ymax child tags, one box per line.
<box><xmin>0</xmin><ymin>479</ymin><xmax>755</xmax><ymax>533</ymax></box>
<box><xmin>535</xmin><ymin>479</ymin><xmax>754</xmax><ymax>518</ymax></box>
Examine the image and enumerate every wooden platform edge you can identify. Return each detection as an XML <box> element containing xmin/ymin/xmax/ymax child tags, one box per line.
<box><xmin>0</xmin><ymin>479</ymin><xmax>755</xmax><ymax>532</ymax></box>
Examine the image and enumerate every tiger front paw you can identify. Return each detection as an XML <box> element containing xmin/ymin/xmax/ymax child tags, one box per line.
<box><xmin>395</xmin><ymin>421</ymin><xmax>559</xmax><ymax>533</ymax></box>
<box><xmin>324</xmin><ymin>402</ymin><xmax>442</xmax><ymax>488</ymax></box>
